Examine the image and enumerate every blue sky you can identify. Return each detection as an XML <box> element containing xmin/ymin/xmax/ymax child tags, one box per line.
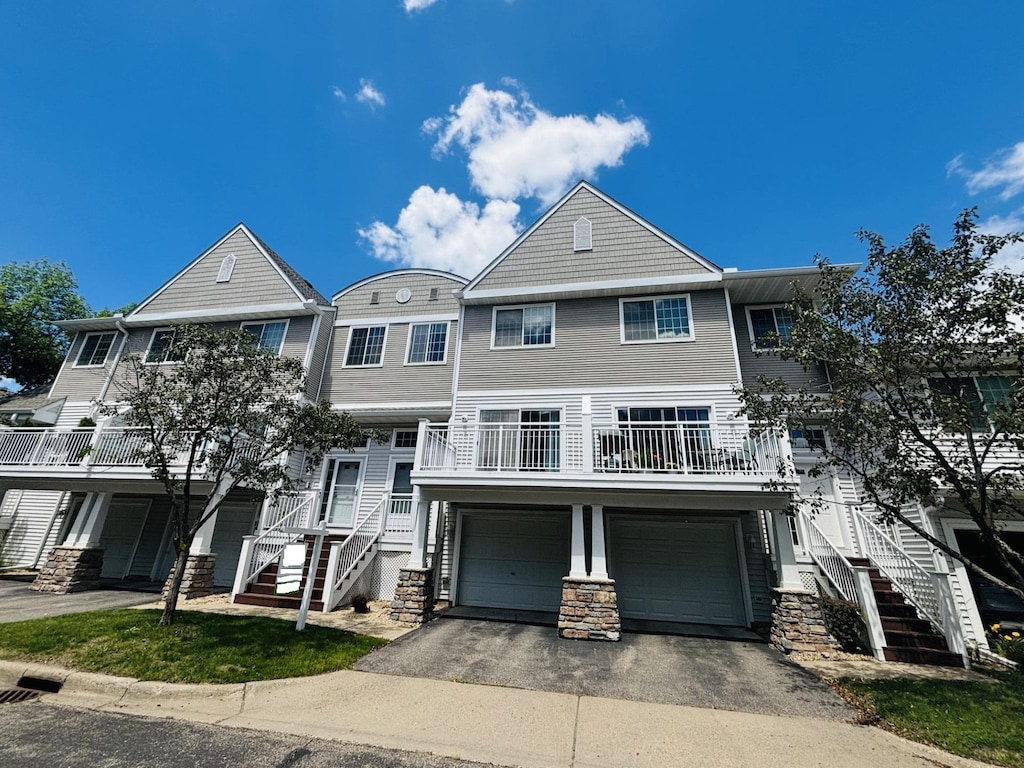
<box><xmin>2</xmin><ymin>1</ymin><xmax>1024</xmax><ymax>316</ymax></box>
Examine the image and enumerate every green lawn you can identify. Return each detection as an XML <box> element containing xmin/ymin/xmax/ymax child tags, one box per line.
<box><xmin>838</xmin><ymin>673</ymin><xmax>1024</xmax><ymax>768</ymax></box>
<box><xmin>0</xmin><ymin>609</ymin><xmax>388</xmax><ymax>684</ymax></box>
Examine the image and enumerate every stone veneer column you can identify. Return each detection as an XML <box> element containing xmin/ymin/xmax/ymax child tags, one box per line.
<box><xmin>390</xmin><ymin>566</ymin><xmax>434</xmax><ymax>624</ymax></box>
<box><xmin>162</xmin><ymin>553</ymin><xmax>217</xmax><ymax>601</ymax></box>
<box><xmin>558</xmin><ymin>576</ymin><xmax>621</xmax><ymax>641</ymax></box>
<box><xmin>769</xmin><ymin>588</ymin><xmax>841</xmax><ymax>654</ymax></box>
<box><xmin>31</xmin><ymin>546</ymin><xmax>105</xmax><ymax>593</ymax></box>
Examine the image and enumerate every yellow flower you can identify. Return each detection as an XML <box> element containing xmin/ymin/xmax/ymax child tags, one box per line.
<box><xmin>991</xmin><ymin>624</ymin><xmax>1001</xmax><ymax>631</ymax></box>
<box><xmin>1005</xmin><ymin>635</ymin><xmax>1013</xmax><ymax>641</ymax></box>
<box><xmin>1013</xmin><ymin>632</ymin><xmax>1021</xmax><ymax>638</ymax></box>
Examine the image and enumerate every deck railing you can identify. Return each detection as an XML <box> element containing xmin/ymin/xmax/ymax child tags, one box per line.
<box><xmin>322</xmin><ymin>494</ymin><xmax>388</xmax><ymax>611</ymax></box>
<box><xmin>0</xmin><ymin>426</ymin><xmax>200</xmax><ymax>468</ymax></box>
<box><xmin>799</xmin><ymin>510</ymin><xmax>858</xmax><ymax>601</ymax></box>
<box><xmin>383</xmin><ymin>493</ymin><xmax>414</xmax><ymax>537</ymax></box>
<box><xmin>234</xmin><ymin>492</ymin><xmax>318</xmax><ymax>590</ymax></box>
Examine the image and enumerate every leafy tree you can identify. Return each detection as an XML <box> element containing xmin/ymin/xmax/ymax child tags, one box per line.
<box><xmin>740</xmin><ymin>209</ymin><xmax>1024</xmax><ymax>601</ymax></box>
<box><xmin>0</xmin><ymin>259</ymin><xmax>90</xmax><ymax>387</ymax></box>
<box><xmin>95</xmin><ymin>302</ymin><xmax>139</xmax><ymax>317</ymax></box>
<box><xmin>106</xmin><ymin>324</ymin><xmax>380</xmax><ymax>625</ymax></box>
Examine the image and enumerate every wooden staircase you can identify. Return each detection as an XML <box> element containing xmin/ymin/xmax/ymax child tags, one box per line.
<box><xmin>847</xmin><ymin>557</ymin><xmax>964</xmax><ymax>668</ymax></box>
<box><xmin>234</xmin><ymin>535</ymin><xmax>346</xmax><ymax>612</ymax></box>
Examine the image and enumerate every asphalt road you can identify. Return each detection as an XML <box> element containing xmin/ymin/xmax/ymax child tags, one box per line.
<box><xmin>0</xmin><ymin>575</ymin><xmax>159</xmax><ymax>623</ymax></box>
<box><xmin>0</xmin><ymin>703</ymin><xmax>502</xmax><ymax>768</ymax></box>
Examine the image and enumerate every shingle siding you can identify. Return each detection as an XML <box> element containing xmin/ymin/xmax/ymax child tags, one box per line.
<box><xmin>334</xmin><ymin>273</ymin><xmax>463</xmax><ymax>319</ymax></box>
<box><xmin>474</xmin><ymin>187</ymin><xmax>713</xmax><ymax>292</ymax></box>
<box><xmin>457</xmin><ymin>290</ymin><xmax>738</xmax><ymax>390</ymax></box>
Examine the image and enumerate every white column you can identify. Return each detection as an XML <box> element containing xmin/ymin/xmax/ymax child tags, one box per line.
<box><xmin>407</xmin><ymin>486</ymin><xmax>429</xmax><ymax>569</ymax></box>
<box><xmin>191</xmin><ymin>507</ymin><xmax>219</xmax><ymax>555</ymax></box>
<box><xmin>582</xmin><ymin>395</ymin><xmax>594</xmax><ymax>473</ymax></box>
<box><xmin>65</xmin><ymin>492</ymin><xmax>111</xmax><ymax>548</ymax></box>
<box><xmin>590</xmin><ymin>504</ymin><xmax>608</xmax><ymax>579</ymax></box>
<box><xmin>770</xmin><ymin>509</ymin><xmax>803</xmax><ymax>590</ymax></box>
<box><xmin>569</xmin><ymin>503</ymin><xmax>587</xmax><ymax>578</ymax></box>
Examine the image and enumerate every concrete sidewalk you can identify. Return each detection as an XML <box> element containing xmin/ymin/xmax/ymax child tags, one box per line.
<box><xmin>0</xmin><ymin>659</ymin><xmax>995</xmax><ymax>768</ymax></box>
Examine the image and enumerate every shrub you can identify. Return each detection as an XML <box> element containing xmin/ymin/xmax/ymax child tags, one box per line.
<box><xmin>987</xmin><ymin>624</ymin><xmax>1024</xmax><ymax>664</ymax></box>
<box><xmin>350</xmin><ymin>593</ymin><xmax>370</xmax><ymax>614</ymax></box>
<box><xmin>819</xmin><ymin>594</ymin><xmax>869</xmax><ymax>653</ymax></box>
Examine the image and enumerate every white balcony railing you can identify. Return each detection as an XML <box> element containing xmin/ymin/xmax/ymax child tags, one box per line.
<box><xmin>383</xmin><ymin>493</ymin><xmax>414</xmax><ymax>536</ymax></box>
<box><xmin>417</xmin><ymin>421</ymin><xmax>789</xmax><ymax>480</ymax></box>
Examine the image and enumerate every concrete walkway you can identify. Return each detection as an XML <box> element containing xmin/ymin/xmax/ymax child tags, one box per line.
<box><xmin>0</xmin><ymin>659</ymin><xmax>996</xmax><ymax>768</ymax></box>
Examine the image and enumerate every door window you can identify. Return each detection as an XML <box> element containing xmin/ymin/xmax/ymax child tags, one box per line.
<box><xmin>324</xmin><ymin>460</ymin><xmax>361</xmax><ymax>527</ymax></box>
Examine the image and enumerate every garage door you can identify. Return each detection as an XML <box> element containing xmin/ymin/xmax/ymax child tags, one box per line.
<box><xmin>210</xmin><ymin>504</ymin><xmax>257</xmax><ymax>587</ymax></box>
<box><xmin>457</xmin><ymin>513</ymin><xmax>568</xmax><ymax>612</ymax></box>
<box><xmin>100</xmin><ymin>499</ymin><xmax>151</xmax><ymax>579</ymax></box>
<box><xmin>610</xmin><ymin>518</ymin><xmax>747</xmax><ymax>626</ymax></box>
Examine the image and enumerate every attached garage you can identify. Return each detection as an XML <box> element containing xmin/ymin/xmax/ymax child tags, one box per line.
<box><xmin>609</xmin><ymin>516</ymin><xmax>749</xmax><ymax>626</ymax></box>
<box><xmin>456</xmin><ymin>512</ymin><xmax>569</xmax><ymax>612</ymax></box>
<box><xmin>210</xmin><ymin>504</ymin><xmax>258</xmax><ymax>587</ymax></box>
<box><xmin>99</xmin><ymin>499</ymin><xmax>153</xmax><ymax>579</ymax></box>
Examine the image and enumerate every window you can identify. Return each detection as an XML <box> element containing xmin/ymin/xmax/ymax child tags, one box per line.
<box><xmin>216</xmin><ymin>254</ymin><xmax>236</xmax><ymax>283</ymax></box>
<box><xmin>620</xmin><ymin>295</ymin><xmax>693</xmax><ymax>343</ymax></box>
<box><xmin>492</xmin><ymin>304</ymin><xmax>554</xmax><ymax>348</ymax></box>
<box><xmin>406</xmin><ymin>322</ymin><xmax>448</xmax><ymax>364</ymax></box>
<box><xmin>573</xmin><ymin>217</ymin><xmax>592</xmax><ymax>251</ymax></box>
<box><xmin>428</xmin><ymin>287</ymin><xmax>439</xmax><ymax>302</ymax></box>
<box><xmin>393</xmin><ymin>430</ymin><xmax>418</xmax><ymax>449</ymax></box>
<box><xmin>790</xmin><ymin>428</ymin><xmax>827</xmax><ymax>451</ymax></box>
<box><xmin>605</xmin><ymin>407</ymin><xmax>712</xmax><ymax>472</ymax></box>
<box><xmin>241</xmin><ymin>321</ymin><xmax>287</xmax><ymax>355</ymax></box>
<box><xmin>747</xmin><ymin>306</ymin><xmax>795</xmax><ymax>349</ymax></box>
<box><xmin>345</xmin><ymin>326</ymin><xmax>386</xmax><ymax>366</ymax></box>
<box><xmin>145</xmin><ymin>328</ymin><xmax>184</xmax><ymax>364</ymax></box>
<box><xmin>477</xmin><ymin>409</ymin><xmax>560</xmax><ymax>471</ymax></box>
<box><xmin>928</xmin><ymin>375</ymin><xmax>1019</xmax><ymax>431</ymax></box>
<box><xmin>369</xmin><ymin>291</ymin><xmax>380</xmax><ymax>305</ymax></box>
<box><xmin>76</xmin><ymin>332</ymin><xmax>116</xmax><ymax>366</ymax></box>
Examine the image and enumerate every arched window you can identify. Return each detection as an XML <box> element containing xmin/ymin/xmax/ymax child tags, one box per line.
<box><xmin>216</xmin><ymin>253</ymin><xmax>236</xmax><ymax>283</ymax></box>
<box><xmin>573</xmin><ymin>217</ymin><xmax>593</xmax><ymax>252</ymax></box>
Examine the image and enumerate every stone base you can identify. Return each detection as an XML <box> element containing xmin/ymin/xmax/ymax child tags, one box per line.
<box><xmin>163</xmin><ymin>553</ymin><xmax>217</xmax><ymax>601</ymax></box>
<box><xmin>558</xmin><ymin>576</ymin><xmax>621</xmax><ymax>641</ymax></box>
<box><xmin>769</xmin><ymin>588</ymin><xmax>841</xmax><ymax>654</ymax></box>
<box><xmin>31</xmin><ymin>546</ymin><xmax>104</xmax><ymax>594</ymax></box>
<box><xmin>390</xmin><ymin>567</ymin><xmax>435</xmax><ymax>624</ymax></box>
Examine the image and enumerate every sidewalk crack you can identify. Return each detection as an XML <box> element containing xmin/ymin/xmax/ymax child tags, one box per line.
<box><xmin>570</xmin><ymin>695</ymin><xmax>580</xmax><ymax>767</ymax></box>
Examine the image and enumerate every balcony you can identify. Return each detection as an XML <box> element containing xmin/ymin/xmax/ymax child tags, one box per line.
<box><xmin>414</xmin><ymin>420</ymin><xmax>795</xmax><ymax>502</ymax></box>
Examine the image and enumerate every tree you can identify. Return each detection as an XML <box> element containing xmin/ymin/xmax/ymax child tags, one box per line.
<box><xmin>107</xmin><ymin>324</ymin><xmax>378</xmax><ymax>625</ymax></box>
<box><xmin>740</xmin><ymin>209</ymin><xmax>1024</xmax><ymax>602</ymax></box>
<box><xmin>0</xmin><ymin>259</ymin><xmax>90</xmax><ymax>388</ymax></box>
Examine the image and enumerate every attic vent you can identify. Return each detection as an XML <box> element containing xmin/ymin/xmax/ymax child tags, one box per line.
<box><xmin>369</xmin><ymin>291</ymin><xmax>380</xmax><ymax>305</ymax></box>
<box><xmin>573</xmin><ymin>218</ymin><xmax>592</xmax><ymax>252</ymax></box>
<box><xmin>429</xmin><ymin>287</ymin><xmax>439</xmax><ymax>301</ymax></box>
<box><xmin>216</xmin><ymin>254</ymin><xmax>237</xmax><ymax>283</ymax></box>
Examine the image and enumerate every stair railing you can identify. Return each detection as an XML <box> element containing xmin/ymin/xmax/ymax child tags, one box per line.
<box><xmin>321</xmin><ymin>494</ymin><xmax>388</xmax><ymax>612</ymax></box>
<box><xmin>232</xmin><ymin>491</ymin><xmax>317</xmax><ymax>596</ymax></box>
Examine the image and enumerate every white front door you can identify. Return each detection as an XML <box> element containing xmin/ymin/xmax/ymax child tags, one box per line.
<box><xmin>325</xmin><ymin>461</ymin><xmax>362</xmax><ymax>527</ymax></box>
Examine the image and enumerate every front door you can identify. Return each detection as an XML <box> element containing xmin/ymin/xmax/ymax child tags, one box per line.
<box><xmin>325</xmin><ymin>460</ymin><xmax>362</xmax><ymax>527</ymax></box>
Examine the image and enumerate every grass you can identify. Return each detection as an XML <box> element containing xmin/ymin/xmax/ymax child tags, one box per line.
<box><xmin>0</xmin><ymin>609</ymin><xmax>388</xmax><ymax>684</ymax></box>
<box><xmin>836</xmin><ymin>672</ymin><xmax>1024</xmax><ymax>768</ymax></box>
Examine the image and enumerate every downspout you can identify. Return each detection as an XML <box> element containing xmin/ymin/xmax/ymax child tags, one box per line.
<box><xmin>96</xmin><ymin>317</ymin><xmax>131</xmax><ymax>411</ymax></box>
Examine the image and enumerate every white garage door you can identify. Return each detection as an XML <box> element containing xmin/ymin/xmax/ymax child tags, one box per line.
<box><xmin>100</xmin><ymin>500</ymin><xmax>151</xmax><ymax>579</ymax></box>
<box><xmin>610</xmin><ymin>518</ymin><xmax>747</xmax><ymax>626</ymax></box>
<box><xmin>210</xmin><ymin>504</ymin><xmax>257</xmax><ymax>587</ymax></box>
<box><xmin>457</xmin><ymin>513</ymin><xmax>568</xmax><ymax>612</ymax></box>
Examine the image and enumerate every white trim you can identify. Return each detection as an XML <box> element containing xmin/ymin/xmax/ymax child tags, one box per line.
<box><xmin>618</xmin><ymin>294</ymin><xmax>696</xmax><ymax>345</ymax></box>
<box><xmin>332</xmin><ymin>268</ymin><xmax>468</xmax><ymax>302</ymax></box>
<box><xmin>342</xmin><ymin>325</ymin><xmax>388</xmax><ymax>368</ymax></box>
<box><xmin>322</xmin><ymin>455</ymin><xmax>369</xmax><ymax>529</ymax></box>
<box><xmin>456</xmin><ymin>383</ymin><xmax>740</xmax><ymax>398</ymax></box>
<box><xmin>334</xmin><ymin>312</ymin><xmax>458</xmax><ymax>328</ymax></box>
<box><xmin>404</xmin><ymin>320</ymin><xmax>451</xmax><ymax>366</ymax></box>
<box><xmin>216</xmin><ymin>253</ymin><xmax>236</xmax><ymax>283</ymax></box>
<box><xmin>461</xmin><ymin>272</ymin><xmax>723</xmax><ymax>304</ymax></box>
<box><xmin>128</xmin><ymin>302</ymin><xmax>312</xmax><ymax>325</ymax></box>
<box><xmin>73</xmin><ymin>331</ymin><xmax>118</xmax><ymax>368</ymax></box>
<box><xmin>489</xmin><ymin>303</ymin><xmax>556</xmax><ymax>350</ymax></box>
<box><xmin>143</xmin><ymin>327</ymin><xmax>181</xmax><ymax>365</ymax></box>
<box><xmin>451</xmin><ymin>303</ymin><xmax>465</xmax><ymax>413</ymax></box>
<box><xmin>463</xmin><ymin>181</ymin><xmax>721</xmax><ymax>294</ymax></box>
<box><xmin>744</xmin><ymin>304</ymin><xmax>792</xmax><ymax>351</ymax></box>
<box><xmin>240</xmin><ymin>318</ymin><xmax>290</xmax><ymax>356</ymax></box>
<box><xmin>723</xmin><ymin>288</ymin><xmax>744</xmax><ymax>383</ymax></box>
<box><xmin>386</xmin><ymin>455</ymin><xmax>416</xmax><ymax>496</ymax></box>
<box><xmin>573</xmin><ymin>217</ymin><xmax>593</xmax><ymax>252</ymax></box>
<box><xmin>331</xmin><ymin>399</ymin><xmax>452</xmax><ymax>411</ymax></box>
<box><xmin>450</xmin><ymin>508</ymin><xmax>465</xmax><ymax>605</ymax></box>
<box><xmin>391</xmin><ymin>428</ymin><xmax>419</xmax><ymax>450</ymax></box>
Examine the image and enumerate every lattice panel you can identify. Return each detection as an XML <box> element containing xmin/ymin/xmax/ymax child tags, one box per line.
<box><xmin>799</xmin><ymin>570</ymin><xmax>818</xmax><ymax>593</ymax></box>
<box><xmin>370</xmin><ymin>550</ymin><xmax>409</xmax><ymax>599</ymax></box>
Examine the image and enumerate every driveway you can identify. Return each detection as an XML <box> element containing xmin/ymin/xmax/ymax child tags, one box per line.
<box><xmin>354</xmin><ymin>616</ymin><xmax>853</xmax><ymax>720</ymax></box>
<box><xmin>0</xmin><ymin>575</ymin><xmax>161</xmax><ymax>623</ymax></box>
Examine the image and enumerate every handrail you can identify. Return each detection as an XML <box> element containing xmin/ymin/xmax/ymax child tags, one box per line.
<box><xmin>323</xmin><ymin>494</ymin><xmax>388</xmax><ymax>611</ymax></box>
<box><xmin>798</xmin><ymin>510</ymin><xmax>857</xmax><ymax>602</ymax></box>
<box><xmin>241</xmin><ymin>492</ymin><xmax>317</xmax><ymax>587</ymax></box>
<box><xmin>0</xmin><ymin>426</ymin><xmax>200</xmax><ymax>468</ymax></box>
<box><xmin>853</xmin><ymin>509</ymin><xmax>943</xmax><ymax>631</ymax></box>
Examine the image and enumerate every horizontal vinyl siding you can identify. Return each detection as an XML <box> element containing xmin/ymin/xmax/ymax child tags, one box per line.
<box><xmin>49</xmin><ymin>332</ymin><xmax>125</xmax><ymax>400</ymax></box>
<box><xmin>0</xmin><ymin>489</ymin><xmax>67</xmax><ymax>568</ymax></box>
<box><xmin>320</xmin><ymin>321</ymin><xmax>456</xmax><ymax>405</ymax></box>
<box><xmin>305</xmin><ymin>308</ymin><xmax>336</xmax><ymax>401</ymax></box>
<box><xmin>458</xmin><ymin>290</ymin><xmax>738</xmax><ymax>390</ymax></box>
<box><xmin>334</xmin><ymin>273</ymin><xmax>463</xmax><ymax>319</ymax></box>
<box><xmin>135</xmin><ymin>231</ymin><xmax>301</xmax><ymax>314</ymax></box>
<box><xmin>733</xmin><ymin>305</ymin><xmax>828</xmax><ymax>389</ymax></box>
<box><xmin>476</xmin><ymin>187</ymin><xmax>712</xmax><ymax>292</ymax></box>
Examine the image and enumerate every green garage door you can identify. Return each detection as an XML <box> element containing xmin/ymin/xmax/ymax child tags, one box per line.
<box><xmin>457</xmin><ymin>513</ymin><xmax>569</xmax><ymax>612</ymax></box>
<box><xmin>610</xmin><ymin>517</ymin><xmax>747</xmax><ymax>626</ymax></box>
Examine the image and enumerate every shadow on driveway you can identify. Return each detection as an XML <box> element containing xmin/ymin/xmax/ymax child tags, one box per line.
<box><xmin>0</xmin><ymin>574</ymin><xmax>163</xmax><ymax>623</ymax></box>
<box><xmin>354</xmin><ymin>616</ymin><xmax>853</xmax><ymax>720</ymax></box>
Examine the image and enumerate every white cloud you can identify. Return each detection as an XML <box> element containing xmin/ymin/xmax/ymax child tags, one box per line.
<box><xmin>426</xmin><ymin>82</ymin><xmax>649</xmax><ymax>206</ymax></box>
<box><xmin>356</xmin><ymin>79</ymin><xmax>386</xmax><ymax>108</ymax></box>
<box><xmin>949</xmin><ymin>142</ymin><xmax>1024</xmax><ymax>200</ymax></box>
<box><xmin>330</xmin><ymin>86</ymin><xmax>346</xmax><ymax>101</ymax></box>
<box><xmin>404</xmin><ymin>0</ymin><xmax>440</xmax><ymax>11</ymax></box>
<box><xmin>977</xmin><ymin>209</ymin><xmax>1024</xmax><ymax>272</ymax></box>
<box><xmin>359</xmin><ymin>185</ymin><xmax>522</xmax><ymax>276</ymax></box>
<box><xmin>0</xmin><ymin>377</ymin><xmax>21</xmax><ymax>393</ymax></box>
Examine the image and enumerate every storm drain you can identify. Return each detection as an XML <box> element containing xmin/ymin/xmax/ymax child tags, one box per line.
<box><xmin>0</xmin><ymin>674</ymin><xmax>63</xmax><ymax>703</ymax></box>
<box><xmin>0</xmin><ymin>689</ymin><xmax>40</xmax><ymax>704</ymax></box>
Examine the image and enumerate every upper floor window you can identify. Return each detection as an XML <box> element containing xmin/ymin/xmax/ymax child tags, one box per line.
<box><xmin>241</xmin><ymin>321</ymin><xmax>287</xmax><ymax>355</ymax></box>
<box><xmin>407</xmin><ymin>322</ymin><xmax>448</xmax><ymax>365</ymax></box>
<box><xmin>620</xmin><ymin>295</ymin><xmax>694</xmax><ymax>343</ymax></box>
<box><xmin>145</xmin><ymin>328</ymin><xmax>185</xmax><ymax>364</ymax></box>
<box><xmin>345</xmin><ymin>326</ymin><xmax>386</xmax><ymax>367</ymax></box>
<box><xmin>392</xmin><ymin>429</ymin><xmax>418</xmax><ymax>449</ymax></box>
<box><xmin>492</xmin><ymin>304</ymin><xmax>554</xmax><ymax>348</ymax></box>
<box><xmin>747</xmin><ymin>306</ymin><xmax>795</xmax><ymax>349</ymax></box>
<box><xmin>790</xmin><ymin>428</ymin><xmax>828</xmax><ymax>451</ymax></box>
<box><xmin>76</xmin><ymin>332</ymin><xmax>117</xmax><ymax>367</ymax></box>
<box><xmin>216</xmin><ymin>254</ymin><xmax>236</xmax><ymax>283</ymax></box>
<box><xmin>928</xmin><ymin>375</ymin><xmax>1019</xmax><ymax>432</ymax></box>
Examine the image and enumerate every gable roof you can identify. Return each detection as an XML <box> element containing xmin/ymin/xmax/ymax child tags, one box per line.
<box><xmin>332</xmin><ymin>268</ymin><xmax>469</xmax><ymax>302</ymax></box>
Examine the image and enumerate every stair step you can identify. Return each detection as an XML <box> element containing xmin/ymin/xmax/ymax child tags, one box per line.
<box><xmin>881</xmin><ymin>617</ymin><xmax>934</xmax><ymax>634</ymax></box>
<box><xmin>883</xmin><ymin>630</ymin><xmax>950</xmax><ymax>651</ymax></box>
<box><xmin>874</xmin><ymin>602</ymin><xmax>919</xmax><ymax>619</ymax></box>
<box><xmin>234</xmin><ymin>593</ymin><xmax>325</xmax><ymax>612</ymax></box>
<box><xmin>883</xmin><ymin>646</ymin><xmax>964</xmax><ymax>667</ymax></box>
